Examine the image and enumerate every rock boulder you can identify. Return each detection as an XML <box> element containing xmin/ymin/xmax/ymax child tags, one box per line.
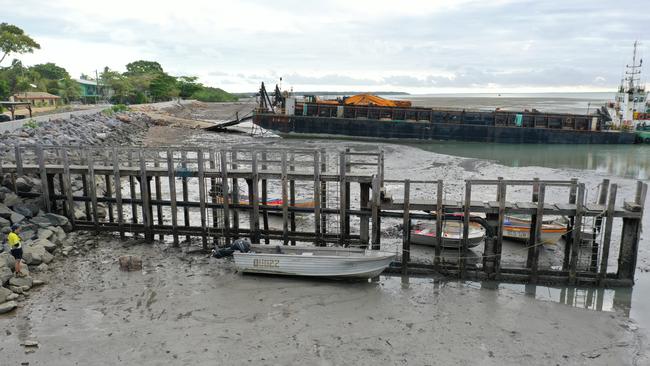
<box><xmin>0</xmin><ymin>300</ymin><xmax>17</xmax><ymax>314</ymax></box>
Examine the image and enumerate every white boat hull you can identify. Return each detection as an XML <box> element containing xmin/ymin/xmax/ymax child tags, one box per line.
<box><xmin>233</xmin><ymin>245</ymin><xmax>396</xmax><ymax>279</ymax></box>
<box><xmin>410</xmin><ymin>221</ymin><xmax>485</xmax><ymax>248</ymax></box>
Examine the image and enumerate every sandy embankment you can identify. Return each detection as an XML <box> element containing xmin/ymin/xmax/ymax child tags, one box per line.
<box><xmin>0</xmin><ymin>101</ymin><xmax>646</xmax><ymax>366</ymax></box>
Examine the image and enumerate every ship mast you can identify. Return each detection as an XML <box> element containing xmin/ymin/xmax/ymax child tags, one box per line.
<box><xmin>625</xmin><ymin>41</ymin><xmax>642</xmax><ymax>92</ymax></box>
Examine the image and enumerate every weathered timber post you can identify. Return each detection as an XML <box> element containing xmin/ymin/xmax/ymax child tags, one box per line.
<box><xmin>250</xmin><ymin>151</ymin><xmax>260</xmax><ymax>244</ymax></box>
<box><xmin>180</xmin><ymin>150</ymin><xmax>190</xmax><ymax>242</ymax></box>
<box><xmin>569</xmin><ymin>184</ymin><xmax>585</xmax><ymax>284</ymax></box>
<box><xmin>460</xmin><ymin>180</ymin><xmax>471</xmax><ymax>277</ymax></box>
<box><xmin>138</xmin><ymin>150</ymin><xmax>153</xmax><ymax>242</ymax></box>
<box><xmin>197</xmin><ymin>149</ymin><xmax>208</xmax><ymax>249</ymax></box>
<box><xmin>231</xmin><ymin>151</ymin><xmax>239</xmax><ymax>239</ymax></box>
<box><xmin>219</xmin><ymin>151</ymin><xmax>231</xmax><ymax>245</ymax></box>
<box><xmin>598</xmin><ymin>184</ymin><xmax>617</xmax><ymax>284</ymax></box>
<box><xmin>87</xmin><ymin>153</ymin><xmax>100</xmax><ymax>233</ymax></box>
<box><xmin>281</xmin><ymin>152</ymin><xmax>289</xmax><ymax>245</ymax></box>
<box><xmin>371</xmin><ymin>174</ymin><xmax>381</xmax><ymax>250</ymax></box>
<box><xmin>339</xmin><ymin>152</ymin><xmax>347</xmax><ymax>246</ymax></box>
<box><xmin>434</xmin><ymin>180</ymin><xmax>443</xmax><ymax>269</ymax></box>
<box><xmin>526</xmin><ymin>178</ymin><xmax>540</xmax><ymax>268</ymax></box>
<box><xmin>62</xmin><ymin>149</ymin><xmax>76</xmax><ymax>231</ymax></box>
<box><xmin>104</xmin><ymin>153</ymin><xmax>114</xmax><ymax>224</ymax></box>
<box><xmin>402</xmin><ymin>180</ymin><xmax>411</xmax><ymax>274</ymax></box>
<box><xmin>261</xmin><ymin>151</ymin><xmax>270</xmax><ymax>244</ymax></box>
<box><xmin>289</xmin><ymin>152</ymin><xmax>296</xmax><ymax>245</ymax></box>
<box><xmin>127</xmin><ymin>150</ymin><xmax>138</xmax><ymax>228</ymax></box>
<box><xmin>154</xmin><ymin>153</ymin><xmax>164</xmax><ymax>241</ymax></box>
<box><xmin>617</xmin><ymin>181</ymin><xmax>647</xmax><ymax>282</ymax></box>
<box><xmin>530</xmin><ymin>184</ymin><xmax>546</xmax><ymax>283</ymax></box>
<box><xmin>166</xmin><ymin>149</ymin><xmax>179</xmax><ymax>246</ymax></box>
<box><xmin>209</xmin><ymin>149</ymin><xmax>219</xmax><ymax>243</ymax></box>
<box><xmin>112</xmin><ymin>148</ymin><xmax>125</xmax><ymax>240</ymax></box>
<box><xmin>320</xmin><ymin>148</ymin><xmax>328</xmax><ymax>238</ymax></box>
<box><xmin>563</xmin><ymin>178</ymin><xmax>580</xmax><ymax>270</ymax></box>
<box><xmin>36</xmin><ymin>145</ymin><xmax>51</xmax><ymax>213</ymax></box>
<box><xmin>313</xmin><ymin>151</ymin><xmax>322</xmax><ymax>246</ymax></box>
<box><xmin>359</xmin><ymin>182</ymin><xmax>370</xmax><ymax>247</ymax></box>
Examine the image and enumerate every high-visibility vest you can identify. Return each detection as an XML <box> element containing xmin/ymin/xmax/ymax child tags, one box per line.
<box><xmin>7</xmin><ymin>232</ymin><xmax>21</xmax><ymax>249</ymax></box>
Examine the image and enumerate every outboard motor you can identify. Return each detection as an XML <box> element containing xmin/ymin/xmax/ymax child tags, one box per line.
<box><xmin>212</xmin><ymin>238</ymin><xmax>252</xmax><ymax>258</ymax></box>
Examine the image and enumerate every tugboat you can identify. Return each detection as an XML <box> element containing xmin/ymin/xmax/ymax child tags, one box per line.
<box><xmin>604</xmin><ymin>41</ymin><xmax>650</xmax><ymax>142</ymax></box>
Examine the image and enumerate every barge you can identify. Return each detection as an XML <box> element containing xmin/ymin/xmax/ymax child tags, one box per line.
<box><xmin>253</xmin><ymin>83</ymin><xmax>637</xmax><ymax>144</ymax></box>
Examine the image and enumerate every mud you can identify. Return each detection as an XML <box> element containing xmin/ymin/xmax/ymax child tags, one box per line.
<box><xmin>0</xmin><ymin>233</ymin><xmax>643</xmax><ymax>366</ymax></box>
<box><xmin>1</xmin><ymin>100</ymin><xmax>648</xmax><ymax>365</ymax></box>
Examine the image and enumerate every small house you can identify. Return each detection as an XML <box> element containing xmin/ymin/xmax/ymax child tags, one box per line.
<box><xmin>12</xmin><ymin>92</ymin><xmax>61</xmax><ymax>107</ymax></box>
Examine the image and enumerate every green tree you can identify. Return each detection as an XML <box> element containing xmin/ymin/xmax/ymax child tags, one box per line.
<box><xmin>57</xmin><ymin>77</ymin><xmax>81</xmax><ymax>103</ymax></box>
<box><xmin>30</xmin><ymin>62</ymin><xmax>70</xmax><ymax>80</ymax></box>
<box><xmin>149</xmin><ymin>73</ymin><xmax>178</xmax><ymax>101</ymax></box>
<box><xmin>125</xmin><ymin>60</ymin><xmax>163</xmax><ymax>75</ymax></box>
<box><xmin>0</xmin><ymin>23</ymin><xmax>40</xmax><ymax>65</ymax></box>
<box><xmin>0</xmin><ymin>79</ymin><xmax>9</xmax><ymax>100</ymax></box>
<box><xmin>177</xmin><ymin>76</ymin><xmax>203</xmax><ymax>99</ymax></box>
<box><xmin>191</xmin><ymin>87</ymin><xmax>238</xmax><ymax>102</ymax></box>
<box><xmin>101</xmin><ymin>67</ymin><xmax>133</xmax><ymax>104</ymax></box>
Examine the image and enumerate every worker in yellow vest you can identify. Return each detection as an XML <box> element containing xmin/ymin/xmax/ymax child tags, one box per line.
<box><xmin>7</xmin><ymin>224</ymin><xmax>23</xmax><ymax>276</ymax></box>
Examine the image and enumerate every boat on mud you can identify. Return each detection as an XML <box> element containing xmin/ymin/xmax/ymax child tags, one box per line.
<box><xmin>503</xmin><ymin>215</ymin><xmax>568</xmax><ymax>244</ymax></box>
<box><xmin>233</xmin><ymin>244</ymin><xmax>396</xmax><ymax>279</ymax></box>
<box><xmin>410</xmin><ymin>220</ymin><xmax>486</xmax><ymax>248</ymax></box>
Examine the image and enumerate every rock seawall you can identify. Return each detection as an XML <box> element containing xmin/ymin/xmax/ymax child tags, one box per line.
<box><xmin>0</xmin><ymin>111</ymin><xmax>154</xmax><ymax>314</ymax></box>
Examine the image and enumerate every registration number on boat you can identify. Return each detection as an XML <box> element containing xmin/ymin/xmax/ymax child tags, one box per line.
<box><xmin>253</xmin><ymin>258</ymin><xmax>280</xmax><ymax>268</ymax></box>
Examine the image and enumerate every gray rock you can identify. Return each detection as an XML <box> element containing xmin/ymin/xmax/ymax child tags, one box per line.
<box><xmin>14</xmin><ymin>177</ymin><xmax>33</xmax><ymax>192</ymax></box>
<box><xmin>27</xmin><ymin>215</ymin><xmax>51</xmax><ymax>228</ymax></box>
<box><xmin>23</xmin><ymin>245</ymin><xmax>53</xmax><ymax>265</ymax></box>
<box><xmin>9</xmin><ymin>285</ymin><xmax>23</xmax><ymax>294</ymax></box>
<box><xmin>33</xmin><ymin>263</ymin><xmax>48</xmax><ymax>272</ymax></box>
<box><xmin>0</xmin><ymin>286</ymin><xmax>12</xmax><ymax>303</ymax></box>
<box><xmin>37</xmin><ymin>228</ymin><xmax>54</xmax><ymax>240</ymax></box>
<box><xmin>13</xmin><ymin>203</ymin><xmax>39</xmax><ymax>218</ymax></box>
<box><xmin>0</xmin><ymin>267</ymin><xmax>12</xmax><ymax>285</ymax></box>
<box><xmin>0</xmin><ymin>300</ymin><xmax>17</xmax><ymax>314</ymax></box>
<box><xmin>53</xmin><ymin>226</ymin><xmax>67</xmax><ymax>245</ymax></box>
<box><xmin>32</xmin><ymin>279</ymin><xmax>45</xmax><ymax>287</ymax></box>
<box><xmin>10</xmin><ymin>212</ymin><xmax>25</xmax><ymax>225</ymax></box>
<box><xmin>0</xmin><ymin>203</ymin><xmax>13</xmax><ymax>220</ymax></box>
<box><xmin>2</xmin><ymin>193</ymin><xmax>22</xmax><ymax>208</ymax></box>
<box><xmin>119</xmin><ymin>255</ymin><xmax>142</xmax><ymax>271</ymax></box>
<box><xmin>32</xmin><ymin>238</ymin><xmax>56</xmax><ymax>253</ymax></box>
<box><xmin>0</xmin><ymin>216</ymin><xmax>10</xmax><ymax>228</ymax></box>
<box><xmin>6</xmin><ymin>293</ymin><xmax>18</xmax><ymax>301</ymax></box>
<box><xmin>0</xmin><ymin>252</ymin><xmax>16</xmax><ymax>269</ymax></box>
<box><xmin>9</xmin><ymin>275</ymin><xmax>32</xmax><ymax>289</ymax></box>
<box><xmin>41</xmin><ymin>213</ymin><xmax>70</xmax><ymax>228</ymax></box>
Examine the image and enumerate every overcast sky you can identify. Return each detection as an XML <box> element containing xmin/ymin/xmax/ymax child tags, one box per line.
<box><xmin>4</xmin><ymin>0</ymin><xmax>649</xmax><ymax>93</ymax></box>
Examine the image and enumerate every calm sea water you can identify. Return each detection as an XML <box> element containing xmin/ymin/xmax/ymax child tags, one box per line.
<box><xmin>398</xmin><ymin>93</ymin><xmax>649</xmax><ymax>180</ymax></box>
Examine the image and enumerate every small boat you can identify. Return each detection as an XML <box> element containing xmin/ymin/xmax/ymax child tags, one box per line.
<box><xmin>503</xmin><ymin>215</ymin><xmax>568</xmax><ymax>244</ymax></box>
<box><xmin>233</xmin><ymin>244</ymin><xmax>396</xmax><ymax>279</ymax></box>
<box><xmin>410</xmin><ymin>220</ymin><xmax>486</xmax><ymax>248</ymax></box>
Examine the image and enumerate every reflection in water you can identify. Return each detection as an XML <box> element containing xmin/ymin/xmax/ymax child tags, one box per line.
<box><xmin>410</xmin><ymin>142</ymin><xmax>650</xmax><ymax>180</ymax></box>
<box><xmin>382</xmin><ymin>275</ymin><xmax>633</xmax><ymax>315</ymax></box>
<box><xmin>479</xmin><ymin>281</ymin><xmax>632</xmax><ymax>315</ymax></box>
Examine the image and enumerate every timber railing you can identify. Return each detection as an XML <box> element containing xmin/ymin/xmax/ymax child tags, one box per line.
<box><xmin>0</xmin><ymin>144</ymin><xmax>646</xmax><ymax>287</ymax></box>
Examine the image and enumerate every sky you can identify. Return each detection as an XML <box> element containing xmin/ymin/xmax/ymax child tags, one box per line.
<box><xmin>2</xmin><ymin>0</ymin><xmax>649</xmax><ymax>93</ymax></box>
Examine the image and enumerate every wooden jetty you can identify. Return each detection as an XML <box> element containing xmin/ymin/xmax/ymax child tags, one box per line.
<box><xmin>1</xmin><ymin>144</ymin><xmax>646</xmax><ymax>287</ymax></box>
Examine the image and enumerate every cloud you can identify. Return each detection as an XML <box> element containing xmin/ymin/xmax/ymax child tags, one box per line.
<box><xmin>3</xmin><ymin>0</ymin><xmax>648</xmax><ymax>92</ymax></box>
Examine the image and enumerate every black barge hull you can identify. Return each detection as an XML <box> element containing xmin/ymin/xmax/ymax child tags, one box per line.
<box><xmin>254</xmin><ymin>114</ymin><xmax>637</xmax><ymax>144</ymax></box>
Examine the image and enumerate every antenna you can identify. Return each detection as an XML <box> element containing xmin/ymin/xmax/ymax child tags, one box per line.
<box><xmin>625</xmin><ymin>41</ymin><xmax>643</xmax><ymax>91</ymax></box>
